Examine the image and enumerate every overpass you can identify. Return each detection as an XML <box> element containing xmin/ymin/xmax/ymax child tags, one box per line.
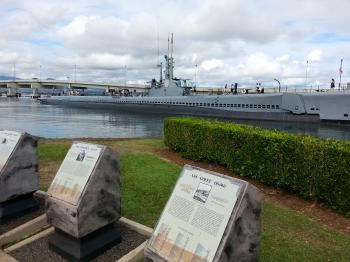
<box><xmin>0</xmin><ymin>79</ymin><xmax>148</xmax><ymax>97</ymax></box>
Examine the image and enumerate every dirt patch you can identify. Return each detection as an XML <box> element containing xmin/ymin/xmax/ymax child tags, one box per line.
<box><xmin>38</xmin><ymin>162</ymin><xmax>61</xmax><ymax>190</ymax></box>
<box><xmin>9</xmin><ymin>222</ymin><xmax>147</xmax><ymax>262</ymax></box>
<box><xmin>154</xmin><ymin>148</ymin><xmax>350</xmax><ymax>235</ymax></box>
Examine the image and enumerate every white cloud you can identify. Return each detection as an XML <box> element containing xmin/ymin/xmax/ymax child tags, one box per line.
<box><xmin>238</xmin><ymin>53</ymin><xmax>280</xmax><ymax>76</ymax></box>
<box><xmin>58</xmin><ymin>16</ymin><xmax>93</xmax><ymax>39</ymax></box>
<box><xmin>0</xmin><ymin>0</ymin><xmax>349</xmax><ymax>87</ymax></box>
<box><xmin>307</xmin><ymin>49</ymin><xmax>322</xmax><ymax>62</ymax></box>
<box><xmin>0</xmin><ymin>51</ymin><xmax>19</xmax><ymax>64</ymax></box>
<box><xmin>276</xmin><ymin>55</ymin><xmax>290</xmax><ymax>62</ymax></box>
<box><xmin>200</xmin><ymin>59</ymin><xmax>224</xmax><ymax>71</ymax></box>
<box><xmin>56</xmin><ymin>53</ymin><xmax>132</xmax><ymax>69</ymax></box>
<box><xmin>177</xmin><ymin>0</ymin><xmax>281</xmax><ymax>43</ymax></box>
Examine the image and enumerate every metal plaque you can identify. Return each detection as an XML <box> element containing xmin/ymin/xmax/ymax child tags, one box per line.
<box><xmin>48</xmin><ymin>142</ymin><xmax>104</xmax><ymax>205</ymax></box>
<box><xmin>148</xmin><ymin>165</ymin><xmax>243</xmax><ymax>262</ymax></box>
<box><xmin>0</xmin><ymin>130</ymin><xmax>22</xmax><ymax>173</ymax></box>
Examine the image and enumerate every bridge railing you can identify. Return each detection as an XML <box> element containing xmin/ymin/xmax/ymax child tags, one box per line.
<box><xmin>0</xmin><ymin>79</ymin><xmax>147</xmax><ymax>90</ymax></box>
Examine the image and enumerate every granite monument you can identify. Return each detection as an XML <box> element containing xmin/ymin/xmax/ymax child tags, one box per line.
<box><xmin>0</xmin><ymin>130</ymin><xmax>38</xmax><ymax>223</ymax></box>
<box><xmin>46</xmin><ymin>142</ymin><xmax>121</xmax><ymax>261</ymax></box>
<box><xmin>144</xmin><ymin>165</ymin><xmax>263</xmax><ymax>262</ymax></box>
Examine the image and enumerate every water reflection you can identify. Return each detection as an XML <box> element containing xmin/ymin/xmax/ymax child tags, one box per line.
<box><xmin>0</xmin><ymin>98</ymin><xmax>164</xmax><ymax>138</ymax></box>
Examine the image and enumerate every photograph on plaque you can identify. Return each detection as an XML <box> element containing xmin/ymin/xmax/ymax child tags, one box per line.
<box><xmin>193</xmin><ymin>183</ymin><xmax>212</xmax><ymax>203</ymax></box>
<box><xmin>149</xmin><ymin>166</ymin><xmax>243</xmax><ymax>262</ymax></box>
<box><xmin>0</xmin><ymin>130</ymin><xmax>22</xmax><ymax>173</ymax></box>
<box><xmin>48</xmin><ymin>142</ymin><xmax>103</xmax><ymax>205</ymax></box>
<box><xmin>76</xmin><ymin>150</ymin><xmax>86</xmax><ymax>161</ymax></box>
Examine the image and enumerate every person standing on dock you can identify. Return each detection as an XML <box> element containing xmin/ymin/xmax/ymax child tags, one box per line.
<box><xmin>331</xmin><ymin>78</ymin><xmax>335</xmax><ymax>89</ymax></box>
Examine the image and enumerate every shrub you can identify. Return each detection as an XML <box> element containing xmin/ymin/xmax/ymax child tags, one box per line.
<box><xmin>164</xmin><ymin>117</ymin><xmax>350</xmax><ymax>215</ymax></box>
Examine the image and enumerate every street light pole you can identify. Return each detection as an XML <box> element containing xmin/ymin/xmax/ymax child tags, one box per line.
<box><xmin>274</xmin><ymin>78</ymin><xmax>281</xmax><ymax>93</ymax></box>
<box><xmin>194</xmin><ymin>64</ymin><xmax>198</xmax><ymax>88</ymax></box>
<box><xmin>74</xmin><ymin>64</ymin><xmax>77</xmax><ymax>82</ymax></box>
<box><xmin>124</xmin><ymin>65</ymin><xmax>127</xmax><ymax>89</ymax></box>
<box><xmin>13</xmin><ymin>62</ymin><xmax>16</xmax><ymax>80</ymax></box>
<box><xmin>305</xmin><ymin>60</ymin><xmax>309</xmax><ymax>89</ymax></box>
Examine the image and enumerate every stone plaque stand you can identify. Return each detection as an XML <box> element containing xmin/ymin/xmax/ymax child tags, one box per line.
<box><xmin>0</xmin><ymin>132</ymin><xmax>38</xmax><ymax>224</ymax></box>
<box><xmin>144</xmin><ymin>165</ymin><xmax>263</xmax><ymax>262</ymax></box>
<box><xmin>46</xmin><ymin>142</ymin><xmax>121</xmax><ymax>261</ymax></box>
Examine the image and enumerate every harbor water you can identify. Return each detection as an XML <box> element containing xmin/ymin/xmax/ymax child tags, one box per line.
<box><xmin>1</xmin><ymin>97</ymin><xmax>350</xmax><ymax>140</ymax></box>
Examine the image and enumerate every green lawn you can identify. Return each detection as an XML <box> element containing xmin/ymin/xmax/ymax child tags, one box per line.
<box><xmin>38</xmin><ymin>138</ymin><xmax>350</xmax><ymax>261</ymax></box>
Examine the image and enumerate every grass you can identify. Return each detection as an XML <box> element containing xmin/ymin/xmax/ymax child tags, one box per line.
<box><xmin>37</xmin><ymin>138</ymin><xmax>166</xmax><ymax>191</ymax></box>
<box><xmin>37</xmin><ymin>138</ymin><xmax>350</xmax><ymax>261</ymax></box>
<box><xmin>121</xmin><ymin>153</ymin><xmax>180</xmax><ymax>226</ymax></box>
<box><xmin>260</xmin><ymin>201</ymin><xmax>350</xmax><ymax>261</ymax></box>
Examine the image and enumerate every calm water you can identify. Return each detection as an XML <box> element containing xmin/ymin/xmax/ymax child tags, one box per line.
<box><xmin>0</xmin><ymin>98</ymin><xmax>164</xmax><ymax>138</ymax></box>
<box><xmin>1</xmin><ymin>97</ymin><xmax>350</xmax><ymax>140</ymax></box>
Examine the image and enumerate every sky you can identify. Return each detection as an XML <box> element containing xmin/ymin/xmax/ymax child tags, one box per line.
<box><xmin>0</xmin><ymin>0</ymin><xmax>349</xmax><ymax>88</ymax></box>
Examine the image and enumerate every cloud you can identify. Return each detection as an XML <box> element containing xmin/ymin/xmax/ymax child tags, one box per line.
<box><xmin>307</xmin><ymin>49</ymin><xmax>322</xmax><ymax>62</ymax></box>
<box><xmin>58</xmin><ymin>16</ymin><xmax>93</xmax><ymax>39</ymax></box>
<box><xmin>276</xmin><ymin>55</ymin><xmax>290</xmax><ymax>62</ymax></box>
<box><xmin>0</xmin><ymin>12</ymin><xmax>35</xmax><ymax>41</ymax></box>
<box><xmin>57</xmin><ymin>14</ymin><xmax>157</xmax><ymax>58</ymax></box>
<box><xmin>178</xmin><ymin>0</ymin><xmax>281</xmax><ymax>43</ymax></box>
<box><xmin>238</xmin><ymin>53</ymin><xmax>280</xmax><ymax>77</ymax></box>
<box><xmin>200</xmin><ymin>59</ymin><xmax>224</xmax><ymax>71</ymax></box>
<box><xmin>0</xmin><ymin>51</ymin><xmax>19</xmax><ymax>64</ymax></box>
<box><xmin>0</xmin><ymin>0</ymin><xmax>349</xmax><ymax>87</ymax></box>
<box><xmin>56</xmin><ymin>53</ymin><xmax>133</xmax><ymax>69</ymax></box>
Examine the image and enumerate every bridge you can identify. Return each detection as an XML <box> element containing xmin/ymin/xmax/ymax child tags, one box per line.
<box><xmin>0</xmin><ymin>79</ymin><xmax>147</xmax><ymax>97</ymax></box>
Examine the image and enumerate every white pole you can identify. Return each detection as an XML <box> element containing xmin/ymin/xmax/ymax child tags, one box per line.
<box><xmin>339</xmin><ymin>58</ymin><xmax>343</xmax><ymax>90</ymax></box>
<box><xmin>74</xmin><ymin>64</ymin><xmax>77</xmax><ymax>82</ymax></box>
<box><xmin>124</xmin><ymin>65</ymin><xmax>127</xmax><ymax>89</ymax></box>
<box><xmin>305</xmin><ymin>60</ymin><xmax>309</xmax><ymax>89</ymax></box>
<box><xmin>195</xmin><ymin>64</ymin><xmax>197</xmax><ymax>87</ymax></box>
<box><xmin>13</xmin><ymin>61</ymin><xmax>16</xmax><ymax>80</ymax></box>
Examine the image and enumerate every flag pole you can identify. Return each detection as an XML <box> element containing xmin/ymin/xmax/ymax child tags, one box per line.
<box><xmin>339</xmin><ymin>58</ymin><xmax>343</xmax><ymax>90</ymax></box>
<box><xmin>305</xmin><ymin>60</ymin><xmax>309</xmax><ymax>90</ymax></box>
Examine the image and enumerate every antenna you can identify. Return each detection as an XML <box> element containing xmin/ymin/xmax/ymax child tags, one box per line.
<box><xmin>167</xmin><ymin>33</ymin><xmax>170</xmax><ymax>58</ymax></box>
<box><xmin>171</xmin><ymin>33</ymin><xmax>174</xmax><ymax>58</ymax></box>
<box><xmin>156</xmin><ymin>21</ymin><xmax>159</xmax><ymax>64</ymax></box>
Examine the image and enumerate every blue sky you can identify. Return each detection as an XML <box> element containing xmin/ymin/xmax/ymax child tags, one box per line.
<box><xmin>311</xmin><ymin>33</ymin><xmax>350</xmax><ymax>44</ymax></box>
<box><xmin>0</xmin><ymin>0</ymin><xmax>349</xmax><ymax>88</ymax></box>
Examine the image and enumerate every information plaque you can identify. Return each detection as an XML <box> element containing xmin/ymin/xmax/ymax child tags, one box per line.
<box><xmin>0</xmin><ymin>131</ymin><xmax>38</xmax><ymax>223</ymax></box>
<box><xmin>148</xmin><ymin>165</ymin><xmax>243</xmax><ymax>262</ymax></box>
<box><xmin>48</xmin><ymin>142</ymin><xmax>103</xmax><ymax>205</ymax></box>
<box><xmin>0</xmin><ymin>130</ymin><xmax>22</xmax><ymax>173</ymax></box>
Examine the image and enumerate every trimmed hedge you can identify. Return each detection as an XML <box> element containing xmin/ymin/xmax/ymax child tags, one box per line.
<box><xmin>164</xmin><ymin>117</ymin><xmax>350</xmax><ymax>215</ymax></box>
